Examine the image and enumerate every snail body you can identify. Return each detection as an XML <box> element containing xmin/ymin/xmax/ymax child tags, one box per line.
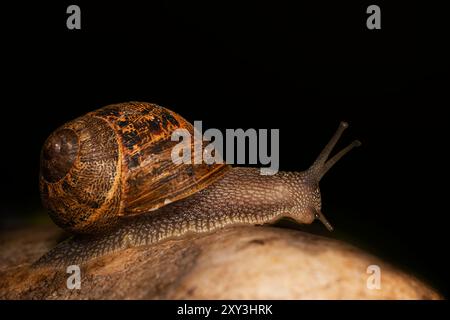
<box><xmin>38</xmin><ymin>102</ymin><xmax>360</xmax><ymax>266</ymax></box>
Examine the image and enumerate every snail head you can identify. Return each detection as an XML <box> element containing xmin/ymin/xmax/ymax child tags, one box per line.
<box><xmin>298</xmin><ymin>121</ymin><xmax>361</xmax><ymax>231</ymax></box>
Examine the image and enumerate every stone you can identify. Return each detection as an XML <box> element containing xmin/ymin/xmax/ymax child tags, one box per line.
<box><xmin>0</xmin><ymin>224</ymin><xmax>442</xmax><ymax>299</ymax></box>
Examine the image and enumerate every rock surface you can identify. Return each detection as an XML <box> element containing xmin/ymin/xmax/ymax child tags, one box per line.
<box><xmin>0</xmin><ymin>224</ymin><xmax>442</xmax><ymax>299</ymax></box>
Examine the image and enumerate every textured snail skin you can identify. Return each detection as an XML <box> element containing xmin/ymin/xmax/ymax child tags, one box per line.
<box><xmin>35</xmin><ymin>168</ymin><xmax>320</xmax><ymax>267</ymax></box>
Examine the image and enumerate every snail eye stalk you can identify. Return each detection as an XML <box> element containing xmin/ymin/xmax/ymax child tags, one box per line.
<box><xmin>308</xmin><ymin>121</ymin><xmax>361</xmax><ymax>181</ymax></box>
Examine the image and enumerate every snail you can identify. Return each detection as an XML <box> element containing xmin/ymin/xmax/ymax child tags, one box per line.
<box><xmin>37</xmin><ymin>101</ymin><xmax>360</xmax><ymax>266</ymax></box>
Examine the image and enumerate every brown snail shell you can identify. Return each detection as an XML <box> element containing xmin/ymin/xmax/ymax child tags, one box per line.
<box><xmin>39</xmin><ymin>102</ymin><xmax>230</xmax><ymax>234</ymax></box>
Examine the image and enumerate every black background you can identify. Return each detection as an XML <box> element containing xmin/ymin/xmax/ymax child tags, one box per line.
<box><xmin>1</xmin><ymin>1</ymin><xmax>449</xmax><ymax>297</ymax></box>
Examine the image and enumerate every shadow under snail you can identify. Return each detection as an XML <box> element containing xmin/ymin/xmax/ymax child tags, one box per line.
<box><xmin>37</xmin><ymin>102</ymin><xmax>361</xmax><ymax>267</ymax></box>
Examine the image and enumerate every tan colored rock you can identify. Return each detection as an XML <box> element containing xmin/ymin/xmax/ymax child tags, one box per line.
<box><xmin>0</xmin><ymin>225</ymin><xmax>442</xmax><ymax>299</ymax></box>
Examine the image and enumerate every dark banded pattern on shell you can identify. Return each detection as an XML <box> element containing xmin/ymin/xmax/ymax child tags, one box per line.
<box><xmin>39</xmin><ymin>102</ymin><xmax>230</xmax><ymax>234</ymax></box>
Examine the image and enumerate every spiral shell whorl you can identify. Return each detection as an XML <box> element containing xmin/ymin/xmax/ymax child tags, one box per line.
<box><xmin>40</xmin><ymin>115</ymin><xmax>122</xmax><ymax>233</ymax></box>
